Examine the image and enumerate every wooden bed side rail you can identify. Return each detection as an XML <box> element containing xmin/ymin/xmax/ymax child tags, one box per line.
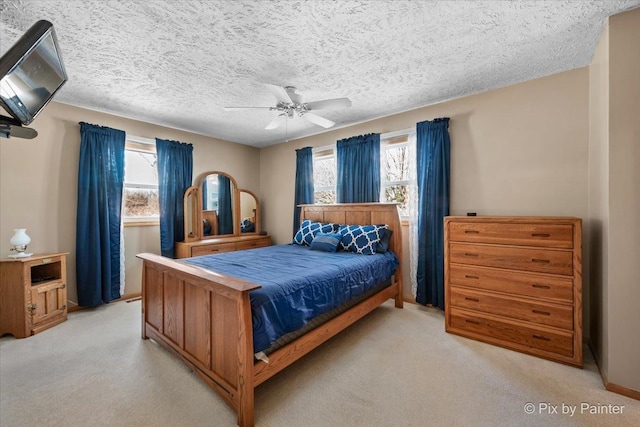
<box><xmin>137</xmin><ymin>253</ymin><xmax>257</xmax><ymax>426</ymax></box>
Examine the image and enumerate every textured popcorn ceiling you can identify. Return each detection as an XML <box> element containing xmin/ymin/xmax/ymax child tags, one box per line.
<box><xmin>1</xmin><ymin>0</ymin><xmax>639</xmax><ymax>147</ymax></box>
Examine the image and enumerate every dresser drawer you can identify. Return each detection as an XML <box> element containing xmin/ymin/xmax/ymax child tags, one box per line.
<box><xmin>449</xmin><ymin>243</ymin><xmax>573</xmax><ymax>276</ymax></box>
<box><xmin>448</xmin><ymin>222</ymin><xmax>574</xmax><ymax>249</ymax></box>
<box><xmin>450</xmin><ymin>287</ymin><xmax>573</xmax><ymax>330</ymax></box>
<box><xmin>191</xmin><ymin>242</ymin><xmax>237</xmax><ymax>257</ymax></box>
<box><xmin>448</xmin><ymin>264</ymin><xmax>573</xmax><ymax>302</ymax></box>
<box><xmin>449</xmin><ymin>308</ymin><xmax>574</xmax><ymax>357</ymax></box>
<box><xmin>236</xmin><ymin>237</ymin><xmax>271</xmax><ymax>251</ymax></box>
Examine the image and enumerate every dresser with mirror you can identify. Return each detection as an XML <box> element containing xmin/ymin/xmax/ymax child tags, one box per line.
<box><xmin>175</xmin><ymin>171</ymin><xmax>271</xmax><ymax>258</ymax></box>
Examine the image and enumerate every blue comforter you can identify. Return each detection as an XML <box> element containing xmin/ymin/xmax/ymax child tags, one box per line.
<box><xmin>181</xmin><ymin>244</ymin><xmax>399</xmax><ymax>353</ymax></box>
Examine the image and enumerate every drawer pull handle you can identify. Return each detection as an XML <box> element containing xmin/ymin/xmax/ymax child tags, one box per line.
<box><xmin>464</xmin><ymin>253</ymin><xmax>479</xmax><ymax>257</ymax></box>
<box><xmin>465</xmin><ymin>275</ymin><xmax>479</xmax><ymax>279</ymax></box>
<box><xmin>532</xmin><ymin>309</ymin><xmax>551</xmax><ymax>316</ymax></box>
<box><xmin>464</xmin><ymin>230</ymin><xmax>480</xmax><ymax>234</ymax></box>
<box><xmin>532</xmin><ymin>335</ymin><xmax>551</xmax><ymax>342</ymax></box>
<box><xmin>531</xmin><ymin>284</ymin><xmax>551</xmax><ymax>289</ymax></box>
<box><xmin>210</xmin><ymin>249</ymin><xmax>219</xmax><ymax>252</ymax></box>
<box><xmin>465</xmin><ymin>319</ymin><xmax>480</xmax><ymax>325</ymax></box>
<box><xmin>464</xmin><ymin>297</ymin><xmax>480</xmax><ymax>302</ymax></box>
<box><xmin>532</xmin><ymin>258</ymin><xmax>550</xmax><ymax>264</ymax></box>
<box><xmin>532</xmin><ymin>233</ymin><xmax>550</xmax><ymax>237</ymax></box>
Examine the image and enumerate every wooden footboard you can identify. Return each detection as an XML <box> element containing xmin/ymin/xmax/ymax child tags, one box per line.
<box><xmin>137</xmin><ymin>203</ymin><xmax>403</xmax><ymax>426</ymax></box>
<box><xmin>138</xmin><ymin>253</ymin><xmax>259</xmax><ymax>425</ymax></box>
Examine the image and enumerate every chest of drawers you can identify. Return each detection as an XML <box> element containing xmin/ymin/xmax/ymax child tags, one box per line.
<box><xmin>444</xmin><ymin>217</ymin><xmax>582</xmax><ymax>366</ymax></box>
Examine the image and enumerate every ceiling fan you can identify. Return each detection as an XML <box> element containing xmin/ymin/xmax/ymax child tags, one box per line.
<box><xmin>224</xmin><ymin>84</ymin><xmax>351</xmax><ymax>130</ymax></box>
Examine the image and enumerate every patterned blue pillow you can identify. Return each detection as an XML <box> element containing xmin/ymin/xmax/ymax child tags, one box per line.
<box><xmin>309</xmin><ymin>233</ymin><xmax>342</xmax><ymax>252</ymax></box>
<box><xmin>293</xmin><ymin>220</ymin><xmax>339</xmax><ymax>246</ymax></box>
<box><xmin>339</xmin><ymin>224</ymin><xmax>389</xmax><ymax>255</ymax></box>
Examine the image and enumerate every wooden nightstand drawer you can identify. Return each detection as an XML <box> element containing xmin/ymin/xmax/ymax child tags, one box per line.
<box><xmin>449</xmin><ymin>243</ymin><xmax>573</xmax><ymax>276</ymax></box>
<box><xmin>449</xmin><ymin>308</ymin><xmax>574</xmax><ymax>358</ymax></box>
<box><xmin>191</xmin><ymin>243</ymin><xmax>237</xmax><ymax>257</ymax></box>
<box><xmin>449</xmin><ymin>222</ymin><xmax>574</xmax><ymax>249</ymax></box>
<box><xmin>448</xmin><ymin>264</ymin><xmax>574</xmax><ymax>302</ymax></box>
<box><xmin>450</xmin><ymin>286</ymin><xmax>573</xmax><ymax>330</ymax></box>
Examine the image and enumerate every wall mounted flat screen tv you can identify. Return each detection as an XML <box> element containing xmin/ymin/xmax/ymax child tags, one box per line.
<box><xmin>0</xmin><ymin>20</ymin><xmax>67</xmax><ymax>125</ymax></box>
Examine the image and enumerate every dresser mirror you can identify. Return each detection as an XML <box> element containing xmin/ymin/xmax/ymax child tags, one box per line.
<box><xmin>183</xmin><ymin>185</ymin><xmax>200</xmax><ymax>242</ymax></box>
<box><xmin>182</xmin><ymin>171</ymin><xmax>261</xmax><ymax>242</ymax></box>
<box><xmin>201</xmin><ymin>172</ymin><xmax>237</xmax><ymax>237</ymax></box>
<box><xmin>239</xmin><ymin>190</ymin><xmax>259</xmax><ymax>234</ymax></box>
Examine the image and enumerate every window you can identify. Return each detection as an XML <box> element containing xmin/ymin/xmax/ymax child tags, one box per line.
<box><xmin>313</xmin><ymin>145</ymin><xmax>336</xmax><ymax>204</ymax></box>
<box><xmin>203</xmin><ymin>174</ymin><xmax>219</xmax><ymax>211</ymax></box>
<box><xmin>310</xmin><ymin>130</ymin><xmax>414</xmax><ymax>215</ymax></box>
<box><xmin>123</xmin><ymin>138</ymin><xmax>159</xmax><ymax>224</ymax></box>
<box><xmin>380</xmin><ymin>131</ymin><xmax>414</xmax><ymax>217</ymax></box>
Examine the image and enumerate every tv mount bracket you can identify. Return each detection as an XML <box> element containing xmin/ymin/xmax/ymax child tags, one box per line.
<box><xmin>0</xmin><ymin>115</ymin><xmax>37</xmax><ymax>139</ymax></box>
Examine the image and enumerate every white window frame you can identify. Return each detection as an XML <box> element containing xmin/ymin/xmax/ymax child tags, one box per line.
<box><xmin>380</xmin><ymin>128</ymin><xmax>415</xmax><ymax>219</ymax></box>
<box><xmin>312</xmin><ymin>144</ymin><xmax>337</xmax><ymax>204</ymax></box>
<box><xmin>123</xmin><ymin>135</ymin><xmax>159</xmax><ymax>226</ymax></box>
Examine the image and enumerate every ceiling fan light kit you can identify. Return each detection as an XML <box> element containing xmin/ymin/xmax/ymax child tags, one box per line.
<box><xmin>225</xmin><ymin>84</ymin><xmax>351</xmax><ymax>130</ymax></box>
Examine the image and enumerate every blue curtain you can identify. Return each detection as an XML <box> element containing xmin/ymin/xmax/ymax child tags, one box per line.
<box><xmin>202</xmin><ymin>177</ymin><xmax>209</xmax><ymax>210</ymax></box>
<box><xmin>218</xmin><ymin>174</ymin><xmax>233</xmax><ymax>235</ymax></box>
<box><xmin>336</xmin><ymin>133</ymin><xmax>380</xmax><ymax>203</ymax></box>
<box><xmin>293</xmin><ymin>147</ymin><xmax>314</xmax><ymax>236</ymax></box>
<box><xmin>416</xmin><ymin>118</ymin><xmax>450</xmax><ymax>309</ymax></box>
<box><xmin>156</xmin><ymin>138</ymin><xmax>193</xmax><ymax>258</ymax></box>
<box><xmin>76</xmin><ymin>122</ymin><xmax>125</xmax><ymax>307</ymax></box>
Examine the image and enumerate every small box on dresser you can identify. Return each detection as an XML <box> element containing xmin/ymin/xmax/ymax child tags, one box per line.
<box><xmin>0</xmin><ymin>253</ymin><xmax>68</xmax><ymax>338</ymax></box>
<box><xmin>444</xmin><ymin>217</ymin><xmax>582</xmax><ymax>367</ymax></box>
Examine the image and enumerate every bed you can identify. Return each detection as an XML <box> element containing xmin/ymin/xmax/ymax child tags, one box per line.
<box><xmin>137</xmin><ymin>203</ymin><xmax>403</xmax><ymax>426</ymax></box>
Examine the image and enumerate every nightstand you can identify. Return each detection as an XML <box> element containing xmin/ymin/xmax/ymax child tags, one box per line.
<box><xmin>0</xmin><ymin>253</ymin><xmax>68</xmax><ymax>338</ymax></box>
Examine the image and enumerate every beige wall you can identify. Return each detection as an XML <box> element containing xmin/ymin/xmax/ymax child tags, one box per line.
<box><xmin>608</xmin><ymin>8</ymin><xmax>640</xmax><ymax>392</ymax></box>
<box><xmin>260</xmin><ymin>69</ymin><xmax>591</xmax><ymax>332</ymax></box>
<box><xmin>0</xmin><ymin>101</ymin><xmax>260</xmax><ymax>306</ymax></box>
<box><xmin>588</xmin><ymin>20</ymin><xmax>610</xmax><ymax>383</ymax></box>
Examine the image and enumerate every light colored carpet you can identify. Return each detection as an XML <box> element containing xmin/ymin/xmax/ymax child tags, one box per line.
<box><xmin>1</xmin><ymin>300</ymin><xmax>638</xmax><ymax>427</ymax></box>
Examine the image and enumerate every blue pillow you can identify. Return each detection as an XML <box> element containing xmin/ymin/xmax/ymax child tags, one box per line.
<box><xmin>339</xmin><ymin>224</ymin><xmax>389</xmax><ymax>255</ymax></box>
<box><xmin>309</xmin><ymin>233</ymin><xmax>342</xmax><ymax>252</ymax></box>
<box><xmin>241</xmin><ymin>218</ymin><xmax>255</xmax><ymax>233</ymax></box>
<box><xmin>376</xmin><ymin>228</ymin><xmax>393</xmax><ymax>253</ymax></box>
<box><xmin>293</xmin><ymin>219</ymin><xmax>339</xmax><ymax>246</ymax></box>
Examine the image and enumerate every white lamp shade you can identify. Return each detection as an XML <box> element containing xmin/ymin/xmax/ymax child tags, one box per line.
<box><xmin>10</xmin><ymin>229</ymin><xmax>31</xmax><ymax>247</ymax></box>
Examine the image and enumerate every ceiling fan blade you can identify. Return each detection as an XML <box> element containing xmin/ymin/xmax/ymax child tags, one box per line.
<box><xmin>302</xmin><ymin>112</ymin><xmax>335</xmax><ymax>128</ymax></box>
<box><xmin>264</xmin><ymin>84</ymin><xmax>294</xmax><ymax>104</ymax></box>
<box><xmin>224</xmin><ymin>106</ymin><xmax>272</xmax><ymax>111</ymax></box>
<box><xmin>265</xmin><ymin>114</ymin><xmax>284</xmax><ymax>130</ymax></box>
<box><xmin>305</xmin><ymin>97</ymin><xmax>352</xmax><ymax>110</ymax></box>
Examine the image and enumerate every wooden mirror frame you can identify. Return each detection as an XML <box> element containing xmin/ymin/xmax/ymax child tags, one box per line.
<box><xmin>183</xmin><ymin>172</ymin><xmax>261</xmax><ymax>242</ymax></box>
